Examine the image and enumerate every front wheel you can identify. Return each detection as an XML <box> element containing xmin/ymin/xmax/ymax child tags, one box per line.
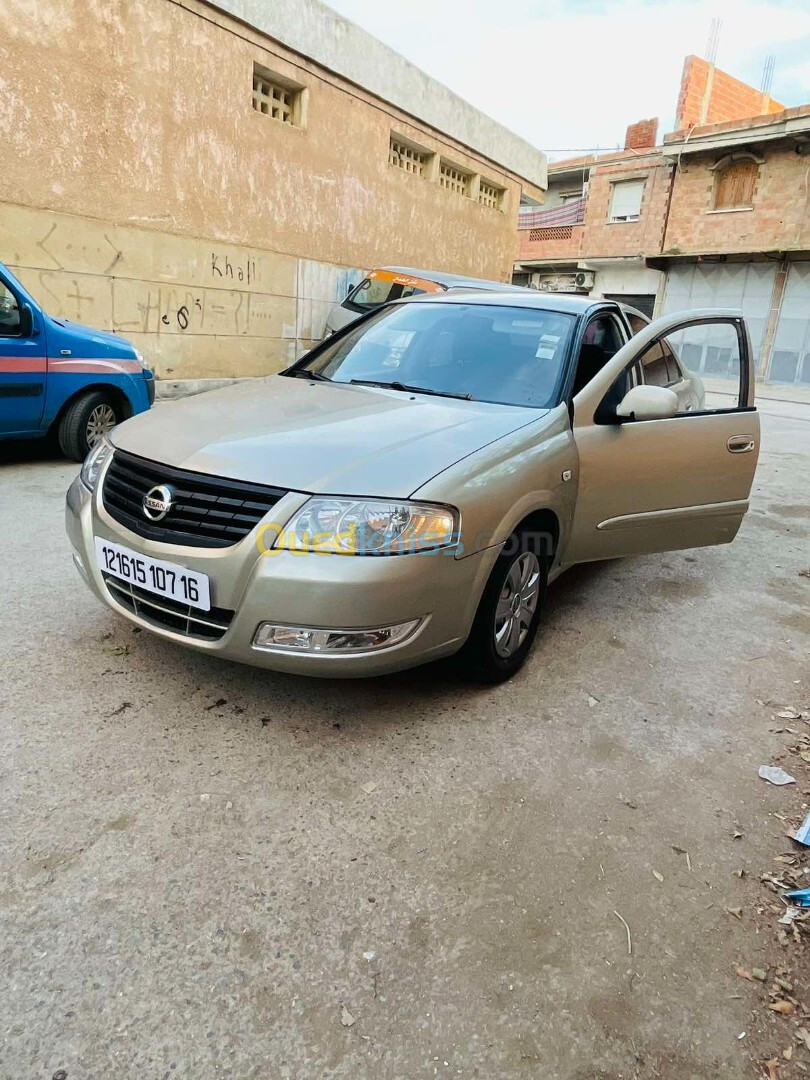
<box><xmin>58</xmin><ymin>391</ymin><xmax>121</xmax><ymax>462</ymax></box>
<box><xmin>455</xmin><ymin>532</ymin><xmax>549</xmax><ymax>683</ymax></box>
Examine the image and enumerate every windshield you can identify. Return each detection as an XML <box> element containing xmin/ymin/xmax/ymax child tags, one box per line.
<box><xmin>344</xmin><ymin>272</ymin><xmax>443</xmax><ymax>313</ymax></box>
<box><xmin>295</xmin><ymin>302</ymin><xmax>576</xmax><ymax>408</ymax></box>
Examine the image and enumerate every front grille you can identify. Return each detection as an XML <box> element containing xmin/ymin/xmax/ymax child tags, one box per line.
<box><xmin>103</xmin><ymin>574</ymin><xmax>234</xmax><ymax>641</ymax></box>
<box><xmin>102</xmin><ymin>450</ymin><xmax>286</xmax><ymax>548</ymax></box>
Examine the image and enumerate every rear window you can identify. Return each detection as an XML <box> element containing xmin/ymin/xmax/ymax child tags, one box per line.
<box><xmin>344</xmin><ymin>272</ymin><xmax>444</xmax><ymax>313</ymax></box>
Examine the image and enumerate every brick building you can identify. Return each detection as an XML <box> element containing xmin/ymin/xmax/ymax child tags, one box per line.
<box><xmin>514</xmin><ymin>56</ymin><xmax>810</xmax><ymax>386</ymax></box>
<box><xmin>675</xmin><ymin>55</ymin><xmax>783</xmax><ymax>131</ymax></box>
<box><xmin>514</xmin><ymin>137</ymin><xmax>669</xmax><ymax>317</ymax></box>
<box><xmin>654</xmin><ymin>106</ymin><xmax>810</xmax><ymax>384</ymax></box>
<box><xmin>514</xmin><ymin>133</ymin><xmax>669</xmax><ymax>319</ymax></box>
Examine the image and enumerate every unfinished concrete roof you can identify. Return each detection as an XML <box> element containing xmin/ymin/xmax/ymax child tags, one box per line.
<box><xmin>663</xmin><ymin>102</ymin><xmax>810</xmax><ymax>155</ymax></box>
<box><xmin>207</xmin><ymin>0</ymin><xmax>547</xmax><ymax>190</ymax></box>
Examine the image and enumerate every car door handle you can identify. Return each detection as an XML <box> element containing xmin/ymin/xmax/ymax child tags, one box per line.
<box><xmin>727</xmin><ymin>435</ymin><xmax>756</xmax><ymax>453</ymax></box>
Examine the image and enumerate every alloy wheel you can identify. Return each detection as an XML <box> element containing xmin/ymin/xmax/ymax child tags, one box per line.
<box><xmin>85</xmin><ymin>403</ymin><xmax>117</xmax><ymax>448</ymax></box>
<box><xmin>493</xmin><ymin>551</ymin><xmax>541</xmax><ymax>658</ymax></box>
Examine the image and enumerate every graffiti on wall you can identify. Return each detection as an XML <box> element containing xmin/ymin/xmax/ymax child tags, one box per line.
<box><xmin>3</xmin><ymin>205</ymin><xmax>362</xmax><ymax>377</ymax></box>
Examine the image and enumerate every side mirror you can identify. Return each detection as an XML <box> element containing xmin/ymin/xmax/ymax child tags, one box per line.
<box><xmin>18</xmin><ymin>302</ymin><xmax>34</xmax><ymax>337</ymax></box>
<box><xmin>346</xmin><ymin>282</ymin><xmax>356</xmax><ymax>297</ymax></box>
<box><xmin>615</xmin><ymin>384</ymin><xmax>678</xmax><ymax>422</ymax></box>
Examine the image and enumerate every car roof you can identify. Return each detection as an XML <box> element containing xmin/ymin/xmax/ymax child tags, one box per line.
<box><xmin>378</xmin><ymin>266</ymin><xmax>527</xmax><ymax>292</ymax></box>
<box><xmin>393</xmin><ymin>289</ymin><xmax>612</xmax><ymax>315</ymax></box>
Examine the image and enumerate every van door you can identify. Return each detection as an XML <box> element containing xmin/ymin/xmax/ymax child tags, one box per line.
<box><xmin>563</xmin><ymin>310</ymin><xmax>759</xmax><ymax>564</ymax></box>
<box><xmin>0</xmin><ymin>272</ymin><xmax>47</xmax><ymax>434</ymax></box>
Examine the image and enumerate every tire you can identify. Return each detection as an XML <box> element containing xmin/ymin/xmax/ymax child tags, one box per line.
<box><xmin>57</xmin><ymin>391</ymin><xmax>120</xmax><ymax>461</ymax></box>
<box><xmin>456</xmin><ymin>530</ymin><xmax>549</xmax><ymax>684</ymax></box>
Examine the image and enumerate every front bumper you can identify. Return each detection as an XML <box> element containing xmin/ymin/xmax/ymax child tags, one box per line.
<box><xmin>65</xmin><ymin>476</ymin><xmax>500</xmax><ymax>677</ymax></box>
<box><xmin>144</xmin><ymin>370</ymin><xmax>156</xmax><ymax>406</ymax></box>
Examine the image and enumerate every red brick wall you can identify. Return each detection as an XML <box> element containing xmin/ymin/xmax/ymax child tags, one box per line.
<box><xmin>516</xmin><ymin>224</ymin><xmax>583</xmax><ymax>262</ymax></box>
<box><xmin>579</xmin><ymin>159</ymin><xmax>672</xmax><ymax>258</ymax></box>
<box><xmin>516</xmin><ymin>155</ymin><xmax>672</xmax><ymax>263</ymax></box>
<box><xmin>675</xmin><ymin>55</ymin><xmax>784</xmax><ymax>132</ymax></box>
<box><xmin>662</xmin><ymin>143</ymin><xmax>810</xmax><ymax>255</ymax></box>
<box><xmin>625</xmin><ymin>118</ymin><xmax>658</xmax><ymax>150</ymax></box>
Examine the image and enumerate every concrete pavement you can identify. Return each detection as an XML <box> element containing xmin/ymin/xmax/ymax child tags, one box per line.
<box><xmin>0</xmin><ymin>400</ymin><xmax>808</xmax><ymax>1079</ymax></box>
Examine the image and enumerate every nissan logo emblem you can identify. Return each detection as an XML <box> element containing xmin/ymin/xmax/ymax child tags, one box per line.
<box><xmin>142</xmin><ymin>484</ymin><xmax>173</xmax><ymax>521</ymax></box>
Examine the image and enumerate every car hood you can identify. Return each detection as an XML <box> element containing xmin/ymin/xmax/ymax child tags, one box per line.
<box><xmin>111</xmin><ymin>375</ymin><xmax>544</xmax><ymax>497</ymax></box>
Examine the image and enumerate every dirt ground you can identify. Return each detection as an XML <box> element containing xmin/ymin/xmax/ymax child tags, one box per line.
<box><xmin>0</xmin><ymin>400</ymin><xmax>808</xmax><ymax>1080</ymax></box>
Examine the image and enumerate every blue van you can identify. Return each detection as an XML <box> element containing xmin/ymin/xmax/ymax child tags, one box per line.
<box><xmin>0</xmin><ymin>262</ymin><xmax>154</xmax><ymax>460</ymax></box>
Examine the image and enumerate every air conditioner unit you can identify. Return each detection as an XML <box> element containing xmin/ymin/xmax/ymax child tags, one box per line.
<box><xmin>536</xmin><ymin>272</ymin><xmax>594</xmax><ymax>294</ymax></box>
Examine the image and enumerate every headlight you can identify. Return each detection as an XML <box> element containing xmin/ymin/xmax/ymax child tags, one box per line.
<box><xmin>275</xmin><ymin>498</ymin><xmax>459</xmax><ymax>555</ymax></box>
<box><xmin>80</xmin><ymin>436</ymin><xmax>113</xmax><ymax>491</ymax></box>
<box><xmin>134</xmin><ymin>349</ymin><xmax>147</xmax><ymax>368</ymax></box>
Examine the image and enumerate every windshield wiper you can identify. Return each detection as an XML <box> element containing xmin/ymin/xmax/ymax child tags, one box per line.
<box><xmin>285</xmin><ymin>368</ymin><xmax>331</xmax><ymax>382</ymax></box>
<box><xmin>349</xmin><ymin>379</ymin><xmax>474</xmax><ymax>401</ymax></box>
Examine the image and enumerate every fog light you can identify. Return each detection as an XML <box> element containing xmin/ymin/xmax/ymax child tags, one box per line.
<box><xmin>253</xmin><ymin>618</ymin><xmax>422</xmax><ymax>654</ymax></box>
<box><xmin>260</xmin><ymin>626</ymin><xmax>314</xmax><ymax>650</ymax></box>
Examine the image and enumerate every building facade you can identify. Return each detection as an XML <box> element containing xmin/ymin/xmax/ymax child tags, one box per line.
<box><xmin>1</xmin><ymin>0</ymin><xmax>546</xmax><ymax>381</ymax></box>
<box><xmin>514</xmin><ymin>58</ymin><xmax>810</xmax><ymax>386</ymax></box>
<box><xmin>514</xmin><ymin>139</ymin><xmax>669</xmax><ymax>318</ymax></box>
<box><xmin>656</xmin><ymin>106</ymin><xmax>810</xmax><ymax>384</ymax></box>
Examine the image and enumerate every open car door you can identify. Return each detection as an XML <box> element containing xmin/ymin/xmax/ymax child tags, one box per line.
<box><xmin>563</xmin><ymin>309</ymin><xmax>759</xmax><ymax>565</ymax></box>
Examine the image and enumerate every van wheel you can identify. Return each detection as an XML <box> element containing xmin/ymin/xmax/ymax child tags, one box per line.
<box><xmin>456</xmin><ymin>531</ymin><xmax>549</xmax><ymax>683</ymax></box>
<box><xmin>58</xmin><ymin>392</ymin><xmax>120</xmax><ymax>461</ymax></box>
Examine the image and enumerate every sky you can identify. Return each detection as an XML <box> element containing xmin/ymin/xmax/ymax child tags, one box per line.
<box><xmin>326</xmin><ymin>0</ymin><xmax>810</xmax><ymax>158</ymax></box>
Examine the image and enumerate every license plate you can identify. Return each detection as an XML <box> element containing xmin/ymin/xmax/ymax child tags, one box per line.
<box><xmin>94</xmin><ymin>537</ymin><xmax>211</xmax><ymax>611</ymax></box>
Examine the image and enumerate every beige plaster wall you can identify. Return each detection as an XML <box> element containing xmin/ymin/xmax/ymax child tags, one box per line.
<box><xmin>2</xmin><ymin>202</ymin><xmax>355</xmax><ymax>377</ymax></box>
<box><xmin>0</xmin><ymin>0</ymin><xmax>540</xmax><ymax>377</ymax></box>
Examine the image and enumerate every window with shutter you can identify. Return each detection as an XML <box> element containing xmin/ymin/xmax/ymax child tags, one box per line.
<box><xmin>608</xmin><ymin>179</ymin><xmax>645</xmax><ymax>223</ymax></box>
<box><xmin>713</xmin><ymin>160</ymin><xmax>758</xmax><ymax>209</ymax></box>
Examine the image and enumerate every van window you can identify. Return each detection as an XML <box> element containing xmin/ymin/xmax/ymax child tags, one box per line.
<box><xmin>0</xmin><ymin>281</ymin><xmax>21</xmax><ymax>336</ymax></box>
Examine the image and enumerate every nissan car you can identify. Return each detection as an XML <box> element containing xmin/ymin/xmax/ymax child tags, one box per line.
<box><xmin>66</xmin><ymin>293</ymin><xmax>758</xmax><ymax>682</ymax></box>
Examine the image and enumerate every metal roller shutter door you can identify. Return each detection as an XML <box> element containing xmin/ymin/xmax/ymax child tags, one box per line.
<box><xmin>769</xmin><ymin>262</ymin><xmax>810</xmax><ymax>385</ymax></box>
<box><xmin>661</xmin><ymin>262</ymin><xmax>777</xmax><ymax>372</ymax></box>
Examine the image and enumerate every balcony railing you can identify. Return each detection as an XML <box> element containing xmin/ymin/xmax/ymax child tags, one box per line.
<box><xmin>518</xmin><ymin>196</ymin><xmax>586</xmax><ymax>235</ymax></box>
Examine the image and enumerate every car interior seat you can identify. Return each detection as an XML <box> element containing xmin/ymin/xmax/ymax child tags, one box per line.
<box><xmin>572</xmin><ymin>343</ymin><xmax>608</xmax><ymax>396</ymax></box>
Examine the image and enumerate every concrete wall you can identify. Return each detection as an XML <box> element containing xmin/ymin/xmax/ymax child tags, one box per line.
<box><xmin>1</xmin><ymin>0</ymin><xmax>542</xmax><ymax>380</ymax></box>
<box><xmin>211</xmin><ymin>0</ymin><xmax>547</xmax><ymax>190</ymax></box>
<box><xmin>539</xmin><ymin>180</ymin><xmax>587</xmax><ymax>211</ymax></box>
<box><xmin>1</xmin><ymin>202</ymin><xmax>357</xmax><ymax>378</ymax></box>
<box><xmin>588</xmin><ymin>264</ymin><xmax>663</xmax><ymax>302</ymax></box>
